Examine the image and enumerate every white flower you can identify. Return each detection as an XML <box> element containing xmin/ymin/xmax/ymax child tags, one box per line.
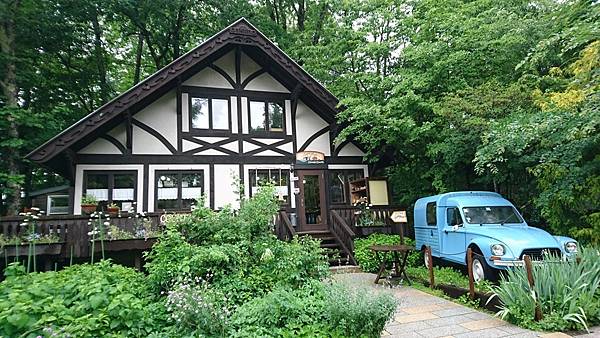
<box><xmin>103</xmin><ymin>221</ymin><xmax>110</xmax><ymax>226</ymax></box>
<box><xmin>31</xmin><ymin>207</ymin><xmax>40</xmax><ymax>211</ymax></box>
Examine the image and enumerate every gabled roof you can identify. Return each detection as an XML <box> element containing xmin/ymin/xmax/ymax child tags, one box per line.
<box><xmin>26</xmin><ymin>18</ymin><xmax>339</xmax><ymax>164</ymax></box>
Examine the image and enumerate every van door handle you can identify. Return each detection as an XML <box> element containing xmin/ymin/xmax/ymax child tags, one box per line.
<box><xmin>430</xmin><ymin>230</ymin><xmax>433</xmax><ymax>236</ymax></box>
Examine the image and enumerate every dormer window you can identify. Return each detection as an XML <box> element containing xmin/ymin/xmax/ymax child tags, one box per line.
<box><xmin>191</xmin><ymin>96</ymin><xmax>230</xmax><ymax>130</ymax></box>
<box><xmin>249</xmin><ymin>100</ymin><xmax>284</xmax><ymax>133</ymax></box>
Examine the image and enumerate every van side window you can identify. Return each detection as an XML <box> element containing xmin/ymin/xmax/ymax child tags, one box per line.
<box><xmin>426</xmin><ymin>202</ymin><xmax>436</xmax><ymax>226</ymax></box>
<box><xmin>446</xmin><ymin>207</ymin><xmax>461</xmax><ymax>226</ymax></box>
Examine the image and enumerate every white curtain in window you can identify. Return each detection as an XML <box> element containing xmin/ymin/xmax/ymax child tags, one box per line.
<box><xmin>86</xmin><ymin>189</ymin><xmax>108</xmax><ymax>201</ymax></box>
<box><xmin>182</xmin><ymin>187</ymin><xmax>202</xmax><ymax>200</ymax></box>
<box><xmin>112</xmin><ymin>188</ymin><xmax>134</xmax><ymax>201</ymax></box>
<box><xmin>158</xmin><ymin>188</ymin><xmax>178</xmax><ymax>200</ymax></box>
<box><xmin>251</xmin><ymin>186</ymin><xmax>287</xmax><ymax>196</ymax></box>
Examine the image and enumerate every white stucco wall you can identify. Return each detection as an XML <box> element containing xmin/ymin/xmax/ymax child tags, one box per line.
<box><xmin>183</xmin><ymin>67</ymin><xmax>233</xmax><ymax>89</ymax></box>
<box><xmin>74</xmin><ymin>164</ymin><xmax>144</xmax><ymax>215</ymax></box>
<box><xmin>295</xmin><ymin>100</ymin><xmax>328</xmax><ymax>149</ymax></box>
<box><xmin>304</xmin><ymin>132</ymin><xmax>331</xmax><ymax>156</ymax></box>
<box><xmin>240</xmin><ymin>52</ymin><xmax>261</xmax><ymax>82</ymax></box>
<box><xmin>132</xmin><ymin>125</ymin><xmax>172</xmax><ymax>154</ymax></box>
<box><xmin>213</xmin><ymin>51</ymin><xmax>236</xmax><ymax>81</ymax></box>
<box><xmin>77</xmin><ymin>138</ymin><xmax>122</xmax><ymax>155</ymax></box>
<box><xmin>133</xmin><ymin>90</ymin><xmax>177</xmax><ymax>153</ymax></box>
<box><xmin>214</xmin><ymin>164</ymin><xmax>240</xmax><ymax>209</ymax></box>
<box><xmin>148</xmin><ymin>164</ymin><xmax>210</xmax><ymax>212</ymax></box>
<box><xmin>245</xmin><ymin>73</ymin><xmax>290</xmax><ymax>93</ymax></box>
<box><xmin>107</xmin><ymin>123</ymin><xmax>127</xmax><ymax>146</ymax></box>
<box><xmin>338</xmin><ymin>142</ymin><xmax>366</xmax><ymax>157</ymax></box>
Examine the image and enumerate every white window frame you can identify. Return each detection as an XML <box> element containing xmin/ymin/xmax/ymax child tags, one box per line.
<box><xmin>47</xmin><ymin>194</ymin><xmax>69</xmax><ymax>215</ymax></box>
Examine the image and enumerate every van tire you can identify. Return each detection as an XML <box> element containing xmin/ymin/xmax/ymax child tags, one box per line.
<box><xmin>471</xmin><ymin>253</ymin><xmax>497</xmax><ymax>282</ymax></box>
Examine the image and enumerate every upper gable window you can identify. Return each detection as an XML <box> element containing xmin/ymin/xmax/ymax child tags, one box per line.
<box><xmin>249</xmin><ymin>100</ymin><xmax>284</xmax><ymax>133</ymax></box>
<box><xmin>191</xmin><ymin>97</ymin><xmax>229</xmax><ymax>130</ymax></box>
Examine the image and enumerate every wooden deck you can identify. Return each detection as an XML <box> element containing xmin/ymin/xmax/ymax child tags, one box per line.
<box><xmin>0</xmin><ymin>212</ymin><xmax>166</xmax><ymax>272</ymax></box>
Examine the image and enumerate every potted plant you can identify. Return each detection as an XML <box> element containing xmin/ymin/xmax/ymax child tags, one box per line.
<box><xmin>107</xmin><ymin>202</ymin><xmax>120</xmax><ymax>215</ymax></box>
<box><xmin>81</xmin><ymin>195</ymin><xmax>98</xmax><ymax>214</ymax></box>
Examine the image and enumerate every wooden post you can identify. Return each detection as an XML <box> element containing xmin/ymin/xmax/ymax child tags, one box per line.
<box><xmin>524</xmin><ymin>255</ymin><xmax>543</xmax><ymax>321</ymax></box>
<box><xmin>466</xmin><ymin>248</ymin><xmax>475</xmax><ymax>300</ymax></box>
<box><xmin>427</xmin><ymin>246</ymin><xmax>435</xmax><ymax>288</ymax></box>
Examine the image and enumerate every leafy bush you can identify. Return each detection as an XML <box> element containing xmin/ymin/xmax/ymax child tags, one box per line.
<box><xmin>164</xmin><ymin>276</ymin><xmax>230</xmax><ymax>337</ymax></box>
<box><xmin>324</xmin><ymin>283</ymin><xmax>398</xmax><ymax>337</ymax></box>
<box><xmin>492</xmin><ymin>247</ymin><xmax>600</xmax><ymax>332</ymax></box>
<box><xmin>354</xmin><ymin>234</ymin><xmax>420</xmax><ymax>272</ymax></box>
<box><xmin>0</xmin><ymin>261</ymin><xmax>167</xmax><ymax>337</ymax></box>
<box><xmin>230</xmin><ymin>281</ymin><xmax>397</xmax><ymax>338</ymax></box>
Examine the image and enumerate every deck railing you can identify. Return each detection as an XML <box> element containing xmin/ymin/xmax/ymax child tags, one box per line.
<box><xmin>0</xmin><ymin>213</ymin><xmax>166</xmax><ymax>259</ymax></box>
<box><xmin>274</xmin><ymin>210</ymin><xmax>296</xmax><ymax>241</ymax></box>
<box><xmin>329</xmin><ymin>210</ymin><xmax>357</xmax><ymax>265</ymax></box>
<box><xmin>330</xmin><ymin>205</ymin><xmax>410</xmax><ymax>239</ymax></box>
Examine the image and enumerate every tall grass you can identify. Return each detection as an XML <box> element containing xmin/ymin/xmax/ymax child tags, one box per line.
<box><xmin>492</xmin><ymin>248</ymin><xmax>600</xmax><ymax>332</ymax></box>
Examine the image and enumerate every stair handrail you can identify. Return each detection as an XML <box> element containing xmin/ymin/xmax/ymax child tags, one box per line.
<box><xmin>276</xmin><ymin>210</ymin><xmax>296</xmax><ymax>241</ymax></box>
<box><xmin>330</xmin><ymin>210</ymin><xmax>356</xmax><ymax>265</ymax></box>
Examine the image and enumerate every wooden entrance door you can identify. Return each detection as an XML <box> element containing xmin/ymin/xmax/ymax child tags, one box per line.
<box><xmin>297</xmin><ymin>170</ymin><xmax>327</xmax><ymax>230</ymax></box>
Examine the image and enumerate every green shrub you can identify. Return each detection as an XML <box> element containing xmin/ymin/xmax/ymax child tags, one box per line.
<box><xmin>324</xmin><ymin>283</ymin><xmax>398</xmax><ymax>337</ymax></box>
<box><xmin>354</xmin><ymin>234</ymin><xmax>420</xmax><ymax>272</ymax></box>
<box><xmin>230</xmin><ymin>281</ymin><xmax>397</xmax><ymax>338</ymax></box>
<box><xmin>164</xmin><ymin>277</ymin><xmax>229</xmax><ymax>337</ymax></box>
<box><xmin>0</xmin><ymin>261</ymin><xmax>167</xmax><ymax>337</ymax></box>
<box><xmin>405</xmin><ymin>266</ymin><xmax>492</xmax><ymax>292</ymax></box>
<box><xmin>492</xmin><ymin>247</ymin><xmax>600</xmax><ymax>332</ymax></box>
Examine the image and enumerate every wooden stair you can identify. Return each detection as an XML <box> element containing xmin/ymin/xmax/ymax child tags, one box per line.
<box><xmin>297</xmin><ymin>230</ymin><xmax>352</xmax><ymax>266</ymax></box>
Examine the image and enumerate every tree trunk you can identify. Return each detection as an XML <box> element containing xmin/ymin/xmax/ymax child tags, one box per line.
<box><xmin>312</xmin><ymin>2</ymin><xmax>328</xmax><ymax>45</ymax></box>
<box><xmin>133</xmin><ymin>32</ymin><xmax>144</xmax><ymax>85</ymax></box>
<box><xmin>296</xmin><ymin>0</ymin><xmax>305</xmax><ymax>31</ymax></box>
<box><xmin>0</xmin><ymin>0</ymin><xmax>22</xmax><ymax>215</ymax></box>
<box><xmin>91</xmin><ymin>6</ymin><xmax>110</xmax><ymax>103</ymax></box>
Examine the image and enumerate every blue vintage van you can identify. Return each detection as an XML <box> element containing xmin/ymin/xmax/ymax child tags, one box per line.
<box><xmin>414</xmin><ymin>191</ymin><xmax>578</xmax><ymax>281</ymax></box>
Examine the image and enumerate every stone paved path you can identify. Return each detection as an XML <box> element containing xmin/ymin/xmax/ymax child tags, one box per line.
<box><xmin>332</xmin><ymin>272</ymin><xmax>599</xmax><ymax>338</ymax></box>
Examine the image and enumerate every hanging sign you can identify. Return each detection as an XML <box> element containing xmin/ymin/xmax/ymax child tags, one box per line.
<box><xmin>391</xmin><ymin>210</ymin><xmax>408</xmax><ymax>223</ymax></box>
<box><xmin>296</xmin><ymin>151</ymin><xmax>325</xmax><ymax>164</ymax></box>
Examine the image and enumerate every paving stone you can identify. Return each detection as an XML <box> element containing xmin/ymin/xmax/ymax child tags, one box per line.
<box><xmin>395</xmin><ymin>312</ymin><xmax>439</xmax><ymax>323</ymax></box>
<box><xmin>497</xmin><ymin>325</ymin><xmax>536</xmax><ymax>335</ymax></box>
<box><xmin>464</xmin><ymin>311</ymin><xmax>495</xmax><ymax>320</ymax></box>
<box><xmin>432</xmin><ymin>306</ymin><xmax>476</xmax><ymax>318</ymax></box>
<box><xmin>402</xmin><ymin>304</ymin><xmax>445</xmax><ymax>314</ymax></box>
<box><xmin>381</xmin><ymin>329</ymin><xmax>391</xmax><ymax>336</ymax></box>
<box><xmin>417</xmin><ymin>324</ymin><xmax>471</xmax><ymax>337</ymax></box>
<box><xmin>426</xmin><ymin>315</ymin><xmax>475</xmax><ymax>327</ymax></box>
<box><xmin>453</xmin><ymin>328</ymin><xmax>511</xmax><ymax>338</ymax></box>
<box><xmin>538</xmin><ymin>333</ymin><xmax>572</xmax><ymax>338</ymax></box>
<box><xmin>387</xmin><ymin>332</ymin><xmax>425</xmax><ymax>338</ymax></box>
<box><xmin>505</xmin><ymin>333</ymin><xmax>543</xmax><ymax>338</ymax></box>
<box><xmin>460</xmin><ymin>318</ymin><xmax>506</xmax><ymax>331</ymax></box>
<box><xmin>386</xmin><ymin>321</ymin><xmax>435</xmax><ymax>333</ymax></box>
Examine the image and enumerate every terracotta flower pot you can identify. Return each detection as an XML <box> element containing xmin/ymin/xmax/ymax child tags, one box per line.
<box><xmin>107</xmin><ymin>207</ymin><xmax>120</xmax><ymax>216</ymax></box>
<box><xmin>81</xmin><ymin>204</ymin><xmax>97</xmax><ymax>214</ymax></box>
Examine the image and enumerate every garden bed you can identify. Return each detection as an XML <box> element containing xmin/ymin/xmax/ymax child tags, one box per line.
<box><xmin>93</xmin><ymin>238</ymin><xmax>157</xmax><ymax>252</ymax></box>
<box><xmin>1</xmin><ymin>242</ymin><xmax>64</xmax><ymax>257</ymax></box>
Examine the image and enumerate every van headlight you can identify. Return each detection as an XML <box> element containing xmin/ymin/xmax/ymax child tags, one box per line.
<box><xmin>491</xmin><ymin>244</ymin><xmax>505</xmax><ymax>256</ymax></box>
<box><xmin>564</xmin><ymin>241</ymin><xmax>577</xmax><ymax>253</ymax></box>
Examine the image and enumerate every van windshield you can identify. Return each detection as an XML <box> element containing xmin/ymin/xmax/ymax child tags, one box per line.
<box><xmin>462</xmin><ymin>206</ymin><xmax>523</xmax><ymax>224</ymax></box>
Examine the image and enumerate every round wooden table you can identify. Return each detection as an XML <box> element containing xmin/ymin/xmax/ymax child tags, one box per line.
<box><xmin>370</xmin><ymin>244</ymin><xmax>413</xmax><ymax>285</ymax></box>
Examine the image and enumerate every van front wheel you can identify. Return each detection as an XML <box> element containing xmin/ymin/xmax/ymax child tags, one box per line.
<box><xmin>471</xmin><ymin>254</ymin><xmax>496</xmax><ymax>282</ymax></box>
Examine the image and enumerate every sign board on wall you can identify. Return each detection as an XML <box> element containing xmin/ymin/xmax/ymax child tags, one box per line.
<box><xmin>296</xmin><ymin>151</ymin><xmax>325</xmax><ymax>164</ymax></box>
